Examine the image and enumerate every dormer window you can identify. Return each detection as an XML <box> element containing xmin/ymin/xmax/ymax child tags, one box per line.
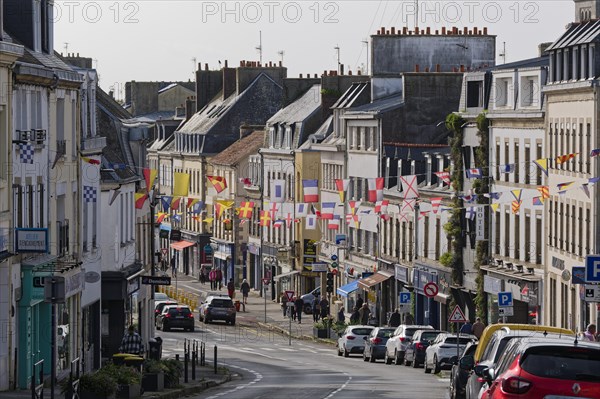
<box><xmin>284</xmin><ymin>125</ymin><xmax>293</xmax><ymax>149</ymax></box>
<box><xmin>466</xmin><ymin>80</ymin><xmax>483</xmax><ymax>108</ymax></box>
<box><xmin>269</xmin><ymin>126</ymin><xmax>276</xmax><ymax>148</ymax></box>
<box><xmin>520</xmin><ymin>76</ymin><xmax>538</xmax><ymax>107</ymax></box>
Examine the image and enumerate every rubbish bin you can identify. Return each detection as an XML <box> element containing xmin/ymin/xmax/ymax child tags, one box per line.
<box><xmin>234</xmin><ymin>300</ymin><xmax>241</xmax><ymax>312</ymax></box>
<box><xmin>148</xmin><ymin>337</ymin><xmax>163</xmax><ymax>360</ymax></box>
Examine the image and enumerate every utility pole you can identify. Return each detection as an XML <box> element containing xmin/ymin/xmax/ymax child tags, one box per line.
<box><xmin>361</xmin><ymin>39</ymin><xmax>369</xmax><ymax>75</ymax></box>
<box><xmin>256</xmin><ymin>31</ymin><xmax>263</xmax><ymax>65</ymax></box>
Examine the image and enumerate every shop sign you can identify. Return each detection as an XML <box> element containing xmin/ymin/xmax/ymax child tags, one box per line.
<box><xmin>128</xmin><ymin>276</ymin><xmax>140</xmax><ymax>295</ymax></box>
<box><xmin>0</xmin><ymin>228</ymin><xmax>9</xmax><ymax>254</ymax></box>
<box><xmin>64</xmin><ymin>271</ymin><xmax>84</xmax><ymax>298</ymax></box>
<box><xmin>394</xmin><ymin>264</ymin><xmax>409</xmax><ymax>283</ymax></box>
<box><xmin>484</xmin><ymin>275</ymin><xmax>502</xmax><ymax>294</ymax></box>
<box><xmin>303</xmin><ymin>239</ymin><xmax>317</xmax><ymax>270</ymax></box>
<box><xmin>15</xmin><ymin>228</ymin><xmax>48</xmax><ymax>253</ymax></box>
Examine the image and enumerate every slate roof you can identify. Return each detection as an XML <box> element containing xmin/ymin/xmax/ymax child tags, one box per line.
<box><xmin>332</xmin><ymin>82</ymin><xmax>371</xmax><ymax>109</ymax></box>
<box><xmin>210</xmin><ymin>131</ymin><xmax>264</xmax><ymax>166</ymax></box>
<box><xmin>267</xmin><ymin>84</ymin><xmax>321</xmax><ymax>124</ymax></box>
<box><xmin>345</xmin><ymin>93</ymin><xmax>404</xmax><ymax>115</ymax></box>
<box><xmin>547</xmin><ymin>20</ymin><xmax>600</xmax><ymax>51</ymax></box>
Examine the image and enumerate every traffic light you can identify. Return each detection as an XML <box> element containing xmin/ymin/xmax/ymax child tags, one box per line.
<box><xmin>326</xmin><ymin>272</ymin><xmax>334</xmax><ymax>293</ymax></box>
<box><xmin>331</xmin><ymin>261</ymin><xmax>338</xmax><ymax>269</ymax></box>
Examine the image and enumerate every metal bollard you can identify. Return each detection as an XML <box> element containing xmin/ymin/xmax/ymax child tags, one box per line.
<box><xmin>184</xmin><ymin>339</ymin><xmax>189</xmax><ymax>383</ymax></box>
<box><xmin>214</xmin><ymin>345</ymin><xmax>217</xmax><ymax>374</ymax></box>
<box><xmin>191</xmin><ymin>340</ymin><xmax>196</xmax><ymax>380</ymax></box>
<box><xmin>200</xmin><ymin>342</ymin><xmax>205</xmax><ymax>366</ymax></box>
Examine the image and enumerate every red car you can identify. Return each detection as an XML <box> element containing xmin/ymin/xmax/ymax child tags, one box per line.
<box><xmin>480</xmin><ymin>337</ymin><xmax>600</xmax><ymax>399</ymax></box>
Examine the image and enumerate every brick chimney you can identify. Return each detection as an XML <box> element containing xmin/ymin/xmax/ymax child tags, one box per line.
<box><xmin>185</xmin><ymin>96</ymin><xmax>196</xmax><ymax>121</ymax></box>
<box><xmin>195</xmin><ymin>62</ymin><xmax>222</xmax><ymax>110</ymax></box>
<box><xmin>222</xmin><ymin>60</ymin><xmax>236</xmax><ymax>100</ymax></box>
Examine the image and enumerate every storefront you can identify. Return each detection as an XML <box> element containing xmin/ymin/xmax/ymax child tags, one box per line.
<box><xmin>357</xmin><ymin>270</ymin><xmax>393</xmax><ymax>326</ymax></box>
<box><xmin>211</xmin><ymin>239</ymin><xmax>234</xmax><ymax>285</ymax></box>
<box><xmin>247</xmin><ymin>242</ymin><xmax>260</xmax><ymax>289</ymax></box>
<box><xmin>394</xmin><ymin>263</ymin><xmax>412</xmax><ymax>316</ymax></box>
<box><xmin>412</xmin><ymin>263</ymin><xmax>452</xmax><ymax>330</ymax></box>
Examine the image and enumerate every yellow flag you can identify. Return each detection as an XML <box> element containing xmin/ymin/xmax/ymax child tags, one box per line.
<box><xmin>173</xmin><ymin>172</ymin><xmax>190</xmax><ymax>197</ymax></box>
<box><xmin>215</xmin><ymin>200</ymin><xmax>235</xmax><ymax>209</ymax></box>
<box><xmin>203</xmin><ymin>217</ymin><xmax>214</xmax><ymax>224</ymax></box>
<box><xmin>490</xmin><ymin>203</ymin><xmax>500</xmax><ymax>213</ymax></box>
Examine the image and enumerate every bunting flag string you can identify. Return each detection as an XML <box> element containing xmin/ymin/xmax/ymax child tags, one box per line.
<box><xmin>143</xmin><ymin>168</ymin><xmax>158</xmax><ymax>192</ymax></box>
<box><xmin>335</xmin><ymin>179</ymin><xmax>349</xmax><ymax>203</ymax></box>
<box><xmin>135</xmin><ymin>192</ymin><xmax>148</xmax><ymax>209</ymax></box>
<box><xmin>207</xmin><ymin>175</ymin><xmax>227</xmax><ymax>193</ymax></box>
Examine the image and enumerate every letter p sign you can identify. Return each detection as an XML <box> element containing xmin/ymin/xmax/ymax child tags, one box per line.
<box><xmin>585</xmin><ymin>255</ymin><xmax>600</xmax><ymax>282</ymax></box>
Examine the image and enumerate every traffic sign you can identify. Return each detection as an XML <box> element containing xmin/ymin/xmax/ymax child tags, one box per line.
<box><xmin>498</xmin><ymin>292</ymin><xmax>513</xmax><ymax>307</ymax></box>
<box><xmin>448</xmin><ymin>305</ymin><xmax>467</xmax><ymax>323</ymax></box>
<box><xmin>584</xmin><ymin>285</ymin><xmax>600</xmax><ymax>302</ymax></box>
<box><xmin>161</xmin><ymin>248</ymin><xmax>168</xmax><ymax>256</ymax></box>
<box><xmin>424</xmin><ymin>282</ymin><xmax>439</xmax><ymax>298</ymax></box>
<box><xmin>498</xmin><ymin>306</ymin><xmax>514</xmax><ymax>317</ymax></box>
<box><xmin>141</xmin><ymin>276</ymin><xmax>171</xmax><ymax>285</ymax></box>
<box><xmin>331</xmin><ymin>254</ymin><xmax>338</xmax><ymax>261</ymax></box>
<box><xmin>285</xmin><ymin>290</ymin><xmax>295</xmax><ymax>302</ymax></box>
<box><xmin>262</xmin><ymin>278</ymin><xmax>270</xmax><ymax>285</ymax></box>
<box><xmin>573</xmin><ymin>267</ymin><xmax>587</xmax><ymax>284</ymax></box>
<box><xmin>331</xmin><ymin>261</ymin><xmax>339</xmax><ymax>269</ymax></box>
<box><xmin>585</xmin><ymin>255</ymin><xmax>600</xmax><ymax>282</ymax></box>
<box><xmin>399</xmin><ymin>292</ymin><xmax>411</xmax><ymax>304</ymax></box>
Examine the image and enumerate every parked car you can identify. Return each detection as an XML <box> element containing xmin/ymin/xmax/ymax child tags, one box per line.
<box><xmin>337</xmin><ymin>325</ymin><xmax>374</xmax><ymax>357</ymax></box>
<box><xmin>154</xmin><ymin>300</ymin><xmax>178</xmax><ymax>320</ymax></box>
<box><xmin>300</xmin><ymin>287</ymin><xmax>320</xmax><ymax>313</ymax></box>
<box><xmin>465</xmin><ymin>324</ymin><xmax>575</xmax><ymax>399</ymax></box>
<box><xmin>385</xmin><ymin>324</ymin><xmax>434</xmax><ymax>365</ymax></box>
<box><xmin>403</xmin><ymin>329</ymin><xmax>444</xmax><ymax>368</ymax></box>
<box><xmin>449</xmin><ymin>341</ymin><xmax>478</xmax><ymax>399</ymax></box>
<box><xmin>363</xmin><ymin>327</ymin><xmax>395</xmax><ymax>363</ymax></box>
<box><xmin>425</xmin><ymin>333</ymin><xmax>477</xmax><ymax>374</ymax></box>
<box><xmin>479</xmin><ymin>337</ymin><xmax>600</xmax><ymax>399</ymax></box>
<box><xmin>198</xmin><ymin>295</ymin><xmax>236</xmax><ymax>325</ymax></box>
<box><xmin>155</xmin><ymin>305</ymin><xmax>195</xmax><ymax>332</ymax></box>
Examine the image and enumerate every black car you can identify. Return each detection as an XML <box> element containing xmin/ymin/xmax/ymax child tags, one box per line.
<box><xmin>363</xmin><ymin>327</ymin><xmax>395</xmax><ymax>363</ymax></box>
<box><xmin>449</xmin><ymin>341</ymin><xmax>477</xmax><ymax>399</ymax></box>
<box><xmin>404</xmin><ymin>329</ymin><xmax>444</xmax><ymax>368</ymax></box>
<box><xmin>156</xmin><ymin>305</ymin><xmax>195</xmax><ymax>332</ymax></box>
<box><xmin>199</xmin><ymin>296</ymin><xmax>236</xmax><ymax>325</ymax></box>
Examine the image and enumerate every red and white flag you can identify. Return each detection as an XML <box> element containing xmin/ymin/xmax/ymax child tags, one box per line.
<box><xmin>434</xmin><ymin>171</ymin><xmax>451</xmax><ymax>186</ymax></box>
<box><xmin>367</xmin><ymin>178</ymin><xmax>384</xmax><ymax>202</ymax></box>
<box><xmin>430</xmin><ymin>197</ymin><xmax>443</xmax><ymax>214</ymax></box>
<box><xmin>327</xmin><ymin>217</ymin><xmax>340</xmax><ymax>230</ymax></box>
<box><xmin>400</xmin><ymin>175</ymin><xmax>419</xmax><ymax>199</ymax></box>
<box><xmin>374</xmin><ymin>200</ymin><xmax>389</xmax><ymax>214</ymax></box>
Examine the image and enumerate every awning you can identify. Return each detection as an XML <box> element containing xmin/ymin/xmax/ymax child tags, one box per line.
<box><xmin>273</xmin><ymin>270</ymin><xmax>300</xmax><ymax>281</ymax></box>
<box><xmin>337</xmin><ymin>280</ymin><xmax>359</xmax><ymax>297</ymax></box>
<box><xmin>213</xmin><ymin>252</ymin><xmax>231</xmax><ymax>260</ymax></box>
<box><xmin>358</xmin><ymin>271</ymin><xmax>393</xmax><ymax>290</ymax></box>
<box><xmin>170</xmin><ymin>240</ymin><xmax>195</xmax><ymax>251</ymax></box>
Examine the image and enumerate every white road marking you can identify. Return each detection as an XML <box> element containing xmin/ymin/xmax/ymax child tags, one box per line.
<box><xmin>204</xmin><ymin>363</ymin><xmax>262</xmax><ymax>399</ymax></box>
<box><xmin>324</xmin><ymin>373</ymin><xmax>352</xmax><ymax>399</ymax></box>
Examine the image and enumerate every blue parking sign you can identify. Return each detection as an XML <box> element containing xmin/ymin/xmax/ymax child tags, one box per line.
<box><xmin>498</xmin><ymin>292</ymin><xmax>513</xmax><ymax>307</ymax></box>
<box><xmin>585</xmin><ymin>255</ymin><xmax>600</xmax><ymax>282</ymax></box>
<box><xmin>399</xmin><ymin>292</ymin><xmax>411</xmax><ymax>304</ymax></box>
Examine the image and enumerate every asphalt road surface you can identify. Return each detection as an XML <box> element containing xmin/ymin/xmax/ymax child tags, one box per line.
<box><xmin>158</xmin><ymin>322</ymin><xmax>450</xmax><ymax>399</ymax></box>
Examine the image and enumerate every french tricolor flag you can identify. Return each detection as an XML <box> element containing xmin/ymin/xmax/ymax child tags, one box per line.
<box><xmin>327</xmin><ymin>216</ymin><xmax>340</xmax><ymax>230</ymax></box>
<box><xmin>320</xmin><ymin>202</ymin><xmax>336</xmax><ymax>219</ymax></box>
<box><xmin>303</xmin><ymin>179</ymin><xmax>319</xmax><ymax>203</ymax></box>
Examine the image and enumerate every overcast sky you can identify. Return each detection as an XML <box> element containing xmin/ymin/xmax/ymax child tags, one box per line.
<box><xmin>54</xmin><ymin>1</ymin><xmax>574</xmax><ymax>98</ymax></box>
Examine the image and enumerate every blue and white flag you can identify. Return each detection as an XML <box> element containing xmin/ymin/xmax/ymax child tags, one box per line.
<box><xmin>296</xmin><ymin>203</ymin><xmax>308</xmax><ymax>217</ymax></box>
<box><xmin>498</xmin><ymin>164</ymin><xmax>515</xmax><ymax>174</ymax></box>
<box><xmin>83</xmin><ymin>186</ymin><xmax>97</xmax><ymax>202</ymax></box>
<box><xmin>191</xmin><ymin>201</ymin><xmax>205</xmax><ymax>214</ymax></box>
<box><xmin>270</xmin><ymin>179</ymin><xmax>286</xmax><ymax>203</ymax></box>
<box><xmin>19</xmin><ymin>143</ymin><xmax>34</xmax><ymax>164</ymax></box>
<box><xmin>466</xmin><ymin>206</ymin><xmax>476</xmax><ymax>220</ymax></box>
<box><xmin>306</xmin><ymin>214</ymin><xmax>317</xmax><ymax>230</ymax></box>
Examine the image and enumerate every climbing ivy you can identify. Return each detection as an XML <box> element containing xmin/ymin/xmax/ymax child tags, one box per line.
<box><xmin>444</xmin><ymin>113</ymin><xmax>465</xmax><ymax>288</ymax></box>
<box><xmin>473</xmin><ymin>111</ymin><xmax>489</xmax><ymax>321</ymax></box>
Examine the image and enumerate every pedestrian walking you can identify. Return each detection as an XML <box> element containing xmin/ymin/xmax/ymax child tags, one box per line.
<box><xmin>583</xmin><ymin>323</ymin><xmax>598</xmax><ymax>342</ymax></box>
<box><xmin>227</xmin><ymin>278</ymin><xmax>235</xmax><ymax>299</ymax></box>
<box><xmin>319</xmin><ymin>296</ymin><xmax>329</xmax><ymax>320</ymax></box>
<box><xmin>209</xmin><ymin>269</ymin><xmax>216</xmax><ymax>290</ymax></box>
<box><xmin>312</xmin><ymin>297</ymin><xmax>320</xmax><ymax>322</ymax></box>
<box><xmin>280</xmin><ymin>292</ymin><xmax>288</xmax><ymax>317</ymax></box>
<box><xmin>350</xmin><ymin>307</ymin><xmax>360</xmax><ymax>324</ymax></box>
<box><xmin>359</xmin><ymin>303</ymin><xmax>371</xmax><ymax>325</ymax></box>
<box><xmin>119</xmin><ymin>325</ymin><xmax>143</xmax><ymax>355</ymax></box>
<box><xmin>240</xmin><ymin>279</ymin><xmax>250</xmax><ymax>304</ymax></box>
<box><xmin>460</xmin><ymin>320</ymin><xmax>473</xmax><ymax>335</ymax></box>
<box><xmin>337</xmin><ymin>306</ymin><xmax>345</xmax><ymax>323</ymax></box>
<box><xmin>294</xmin><ymin>297</ymin><xmax>304</xmax><ymax>324</ymax></box>
<box><xmin>356</xmin><ymin>294</ymin><xmax>364</xmax><ymax>310</ymax></box>
<box><xmin>170</xmin><ymin>257</ymin><xmax>177</xmax><ymax>278</ymax></box>
<box><xmin>404</xmin><ymin>313</ymin><xmax>415</xmax><ymax>324</ymax></box>
<box><xmin>388</xmin><ymin>309</ymin><xmax>401</xmax><ymax>327</ymax></box>
<box><xmin>472</xmin><ymin>317</ymin><xmax>485</xmax><ymax>339</ymax></box>
<box><xmin>215</xmin><ymin>269</ymin><xmax>223</xmax><ymax>290</ymax></box>
<box><xmin>199</xmin><ymin>267</ymin><xmax>206</xmax><ymax>284</ymax></box>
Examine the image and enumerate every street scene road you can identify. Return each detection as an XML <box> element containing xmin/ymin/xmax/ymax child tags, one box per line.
<box><xmin>156</xmin><ymin>276</ymin><xmax>450</xmax><ymax>399</ymax></box>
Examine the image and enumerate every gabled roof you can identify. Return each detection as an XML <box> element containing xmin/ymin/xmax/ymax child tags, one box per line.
<box><xmin>345</xmin><ymin>93</ymin><xmax>404</xmax><ymax>115</ymax></box>
<box><xmin>547</xmin><ymin>20</ymin><xmax>600</xmax><ymax>51</ymax></box>
<box><xmin>267</xmin><ymin>84</ymin><xmax>321</xmax><ymax>125</ymax></box>
<box><xmin>210</xmin><ymin>131</ymin><xmax>264</xmax><ymax>166</ymax></box>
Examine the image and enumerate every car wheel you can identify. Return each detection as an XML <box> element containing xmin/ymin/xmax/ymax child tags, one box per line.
<box><xmin>156</xmin><ymin>322</ymin><xmax>161</xmax><ymax>331</ymax></box>
<box><xmin>337</xmin><ymin>346</ymin><xmax>343</xmax><ymax>357</ymax></box>
<box><xmin>304</xmin><ymin>304</ymin><xmax>312</xmax><ymax>314</ymax></box>
<box><xmin>231</xmin><ymin>319</ymin><xmax>236</xmax><ymax>326</ymax></box>
<box><xmin>424</xmin><ymin>357</ymin><xmax>432</xmax><ymax>374</ymax></box>
<box><xmin>394</xmin><ymin>350</ymin><xmax>402</xmax><ymax>365</ymax></box>
<box><xmin>163</xmin><ymin>324</ymin><xmax>170</xmax><ymax>332</ymax></box>
<box><xmin>190</xmin><ymin>325</ymin><xmax>195</xmax><ymax>332</ymax></box>
<box><xmin>384</xmin><ymin>351</ymin><xmax>393</xmax><ymax>365</ymax></box>
<box><xmin>344</xmin><ymin>347</ymin><xmax>349</xmax><ymax>357</ymax></box>
<box><xmin>412</xmin><ymin>356</ymin><xmax>419</xmax><ymax>368</ymax></box>
<box><xmin>363</xmin><ymin>351</ymin><xmax>369</xmax><ymax>362</ymax></box>
<box><xmin>433</xmin><ymin>355</ymin><xmax>440</xmax><ymax>374</ymax></box>
<box><xmin>204</xmin><ymin>317</ymin><xmax>209</xmax><ymax>324</ymax></box>
<box><xmin>450</xmin><ymin>382</ymin><xmax>457</xmax><ymax>399</ymax></box>
<box><xmin>403</xmin><ymin>354</ymin><xmax>411</xmax><ymax>367</ymax></box>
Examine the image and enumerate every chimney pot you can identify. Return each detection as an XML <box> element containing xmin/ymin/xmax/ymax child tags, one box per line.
<box><xmin>357</xmin><ymin>70</ymin><xmax>362</xmax><ymax>75</ymax></box>
<box><xmin>463</xmin><ymin>27</ymin><xmax>468</xmax><ymax>35</ymax></box>
<box><xmin>425</xmin><ymin>67</ymin><xmax>430</xmax><ymax>72</ymax></box>
<box><xmin>453</xmin><ymin>27</ymin><xmax>458</xmax><ymax>34</ymax></box>
<box><xmin>225</xmin><ymin>60</ymin><xmax>228</xmax><ymax>68</ymax></box>
<box><xmin>324</xmin><ymin>70</ymin><xmax>328</xmax><ymax>76</ymax></box>
<box><xmin>460</xmin><ymin>65</ymin><xmax>465</xmax><ymax>72</ymax></box>
<box><xmin>426</xmin><ymin>27</ymin><xmax>431</xmax><ymax>34</ymax></box>
<box><xmin>403</xmin><ymin>26</ymin><xmax>408</xmax><ymax>35</ymax></box>
<box><xmin>391</xmin><ymin>27</ymin><xmax>396</xmax><ymax>34</ymax></box>
<box><xmin>441</xmin><ymin>27</ymin><xmax>446</xmax><ymax>34</ymax></box>
<box><xmin>483</xmin><ymin>27</ymin><xmax>488</xmax><ymax>35</ymax></box>
<box><xmin>299</xmin><ymin>74</ymin><xmax>303</xmax><ymax>78</ymax></box>
<box><xmin>376</xmin><ymin>29</ymin><xmax>380</xmax><ymax>35</ymax></box>
<box><xmin>436</xmin><ymin>64</ymin><xmax>441</xmax><ymax>72</ymax></box>
<box><xmin>340</xmin><ymin>64</ymin><xmax>344</xmax><ymax>75</ymax></box>
<box><xmin>473</xmin><ymin>26</ymin><xmax>478</xmax><ymax>35</ymax></box>
<box><xmin>415</xmin><ymin>26</ymin><xmax>419</xmax><ymax>34</ymax></box>
<box><xmin>279</xmin><ymin>60</ymin><xmax>282</xmax><ymax>67</ymax></box>
<box><xmin>435</xmin><ymin>29</ymin><xmax>439</xmax><ymax>35</ymax></box>
<box><xmin>349</xmin><ymin>70</ymin><xmax>352</xmax><ymax>75</ymax></box>
<box><xmin>77</xmin><ymin>52</ymin><xmax>79</xmax><ymax>57</ymax></box>
<box><xmin>204</xmin><ymin>63</ymin><xmax>208</xmax><ymax>70</ymax></box>
<box><xmin>468</xmin><ymin>30</ymin><xmax>472</xmax><ymax>35</ymax></box>
<box><xmin>381</xmin><ymin>26</ymin><xmax>385</xmax><ymax>34</ymax></box>
<box><xmin>415</xmin><ymin>64</ymin><xmax>420</xmax><ymax>72</ymax></box>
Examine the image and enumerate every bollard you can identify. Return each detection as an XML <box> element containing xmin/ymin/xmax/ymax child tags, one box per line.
<box><xmin>191</xmin><ymin>340</ymin><xmax>196</xmax><ymax>380</ymax></box>
<box><xmin>200</xmin><ymin>342</ymin><xmax>205</xmax><ymax>366</ymax></box>
<box><xmin>184</xmin><ymin>339</ymin><xmax>189</xmax><ymax>383</ymax></box>
<box><xmin>214</xmin><ymin>345</ymin><xmax>217</xmax><ymax>374</ymax></box>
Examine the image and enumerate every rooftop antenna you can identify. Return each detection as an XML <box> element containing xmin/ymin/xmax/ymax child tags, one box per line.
<box><xmin>255</xmin><ymin>30</ymin><xmax>263</xmax><ymax>65</ymax></box>
<box><xmin>63</xmin><ymin>42</ymin><xmax>68</xmax><ymax>54</ymax></box>
<box><xmin>499</xmin><ymin>41</ymin><xmax>506</xmax><ymax>64</ymax></box>
<box><xmin>277</xmin><ymin>50</ymin><xmax>285</xmax><ymax>65</ymax></box>
<box><xmin>361</xmin><ymin>38</ymin><xmax>369</xmax><ymax>75</ymax></box>
<box><xmin>415</xmin><ymin>0</ymin><xmax>419</xmax><ymax>29</ymax></box>
<box><xmin>191</xmin><ymin>57</ymin><xmax>197</xmax><ymax>76</ymax></box>
<box><xmin>334</xmin><ymin>45</ymin><xmax>340</xmax><ymax>74</ymax></box>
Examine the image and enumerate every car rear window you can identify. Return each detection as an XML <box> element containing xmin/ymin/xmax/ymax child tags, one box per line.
<box><xmin>493</xmin><ymin>337</ymin><xmax>513</xmax><ymax>362</ymax></box>
<box><xmin>211</xmin><ymin>299</ymin><xmax>233</xmax><ymax>307</ymax></box>
<box><xmin>168</xmin><ymin>307</ymin><xmax>191</xmax><ymax>315</ymax></box>
<box><xmin>377</xmin><ymin>329</ymin><xmax>395</xmax><ymax>338</ymax></box>
<box><xmin>351</xmin><ymin>328</ymin><xmax>374</xmax><ymax>336</ymax></box>
<box><xmin>521</xmin><ymin>346</ymin><xmax>600</xmax><ymax>382</ymax></box>
<box><xmin>420</xmin><ymin>331</ymin><xmax>441</xmax><ymax>341</ymax></box>
<box><xmin>405</xmin><ymin>328</ymin><xmax>420</xmax><ymax>337</ymax></box>
<box><xmin>444</xmin><ymin>337</ymin><xmax>473</xmax><ymax>345</ymax></box>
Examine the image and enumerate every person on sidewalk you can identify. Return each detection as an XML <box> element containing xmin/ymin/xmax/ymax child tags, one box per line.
<box><xmin>356</xmin><ymin>294</ymin><xmax>364</xmax><ymax>310</ymax></box>
<box><xmin>119</xmin><ymin>325</ymin><xmax>143</xmax><ymax>355</ymax></box>
<box><xmin>209</xmin><ymin>269</ymin><xmax>216</xmax><ymax>290</ymax></box>
<box><xmin>583</xmin><ymin>323</ymin><xmax>598</xmax><ymax>342</ymax></box>
<box><xmin>227</xmin><ymin>278</ymin><xmax>235</xmax><ymax>299</ymax></box>
<box><xmin>460</xmin><ymin>320</ymin><xmax>473</xmax><ymax>335</ymax></box>
<box><xmin>294</xmin><ymin>297</ymin><xmax>304</xmax><ymax>324</ymax></box>
<box><xmin>472</xmin><ymin>317</ymin><xmax>485</xmax><ymax>339</ymax></box>
<box><xmin>280</xmin><ymin>292</ymin><xmax>288</xmax><ymax>317</ymax></box>
<box><xmin>312</xmin><ymin>297</ymin><xmax>320</xmax><ymax>322</ymax></box>
<box><xmin>240</xmin><ymin>279</ymin><xmax>250</xmax><ymax>304</ymax></box>
<box><xmin>319</xmin><ymin>296</ymin><xmax>329</xmax><ymax>320</ymax></box>
<box><xmin>215</xmin><ymin>269</ymin><xmax>223</xmax><ymax>290</ymax></box>
<box><xmin>359</xmin><ymin>303</ymin><xmax>371</xmax><ymax>325</ymax></box>
<box><xmin>337</xmin><ymin>305</ymin><xmax>345</xmax><ymax>323</ymax></box>
<box><xmin>388</xmin><ymin>309</ymin><xmax>401</xmax><ymax>327</ymax></box>
<box><xmin>350</xmin><ymin>307</ymin><xmax>360</xmax><ymax>324</ymax></box>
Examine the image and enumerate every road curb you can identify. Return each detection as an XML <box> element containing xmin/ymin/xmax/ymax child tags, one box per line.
<box><xmin>143</xmin><ymin>373</ymin><xmax>232</xmax><ymax>399</ymax></box>
<box><xmin>256</xmin><ymin>322</ymin><xmax>337</xmax><ymax>346</ymax></box>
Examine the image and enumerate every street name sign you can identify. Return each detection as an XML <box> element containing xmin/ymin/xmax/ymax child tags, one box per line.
<box><xmin>498</xmin><ymin>306</ymin><xmax>514</xmax><ymax>317</ymax></box>
<box><xmin>141</xmin><ymin>276</ymin><xmax>171</xmax><ymax>285</ymax></box>
<box><xmin>498</xmin><ymin>292</ymin><xmax>513</xmax><ymax>307</ymax></box>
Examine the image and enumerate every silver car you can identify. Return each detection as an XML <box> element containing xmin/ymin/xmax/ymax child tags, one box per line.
<box><xmin>384</xmin><ymin>324</ymin><xmax>434</xmax><ymax>365</ymax></box>
<box><xmin>424</xmin><ymin>333</ymin><xmax>477</xmax><ymax>374</ymax></box>
<box><xmin>337</xmin><ymin>325</ymin><xmax>374</xmax><ymax>357</ymax></box>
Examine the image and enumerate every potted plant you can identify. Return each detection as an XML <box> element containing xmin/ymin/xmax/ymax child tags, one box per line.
<box><xmin>161</xmin><ymin>359</ymin><xmax>183</xmax><ymax>389</ymax></box>
<box><xmin>77</xmin><ymin>371</ymin><xmax>118</xmax><ymax>399</ymax></box>
<box><xmin>142</xmin><ymin>359</ymin><xmax>166</xmax><ymax>392</ymax></box>
<box><xmin>100</xmin><ymin>364</ymin><xmax>142</xmax><ymax>399</ymax></box>
<box><xmin>313</xmin><ymin>317</ymin><xmax>334</xmax><ymax>338</ymax></box>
